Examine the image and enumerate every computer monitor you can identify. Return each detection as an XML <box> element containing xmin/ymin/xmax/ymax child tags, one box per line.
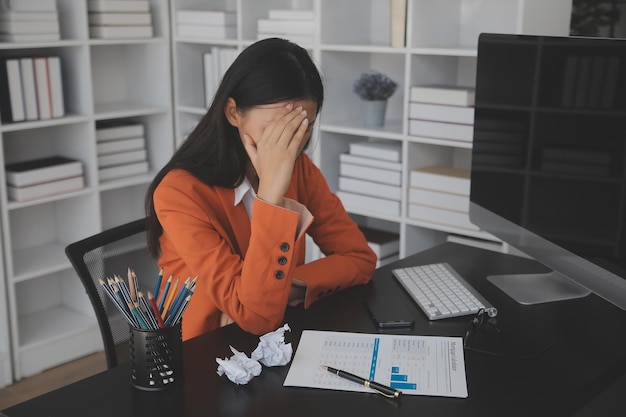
<box><xmin>469</xmin><ymin>33</ymin><xmax>626</xmax><ymax>309</ymax></box>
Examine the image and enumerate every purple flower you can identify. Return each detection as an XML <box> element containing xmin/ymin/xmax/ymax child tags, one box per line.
<box><xmin>353</xmin><ymin>71</ymin><xmax>397</xmax><ymax>100</ymax></box>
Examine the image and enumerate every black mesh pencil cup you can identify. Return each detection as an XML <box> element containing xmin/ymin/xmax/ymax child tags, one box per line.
<box><xmin>129</xmin><ymin>322</ymin><xmax>183</xmax><ymax>390</ymax></box>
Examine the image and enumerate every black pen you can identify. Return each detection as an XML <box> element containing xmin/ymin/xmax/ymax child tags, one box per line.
<box><xmin>321</xmin><ymin>365</ymin><xmax>402</xmax><ymax>398</ymax></box>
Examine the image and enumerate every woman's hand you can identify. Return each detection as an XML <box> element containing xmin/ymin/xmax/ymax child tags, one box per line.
<box><xmin>242</xmin><ymin>103</ymin><xmax>310</xmax><ymax>206</ymax></box>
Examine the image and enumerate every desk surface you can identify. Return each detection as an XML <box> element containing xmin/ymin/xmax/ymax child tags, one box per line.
<box><xmin>3</xmin><ymin>243</ymin><xmax>626</xmax><ymax>417</ymax></box>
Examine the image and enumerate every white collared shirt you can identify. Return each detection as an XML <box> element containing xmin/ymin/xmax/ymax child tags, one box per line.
<box><xmin>234</xmin><ymin>176</ymin><xmax>256</xmax><ymax>219</ymax></box>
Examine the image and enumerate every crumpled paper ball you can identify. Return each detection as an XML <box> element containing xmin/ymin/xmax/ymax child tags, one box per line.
<box><xmin>216</xmin><ymin>346</ymin><xmax>262</xmax><ymax>385</ymax></box>
<box><xmin>251</xmin><ymin>323</ymin><xmax>292</xmax><ymax>367</ymax></box>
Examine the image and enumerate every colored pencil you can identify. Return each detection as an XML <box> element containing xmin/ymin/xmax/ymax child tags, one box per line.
<box><xmin>127</xmin><ymin>267</ymin><xmax>137</xmax><ymax>302</ymax></box>
<box><xmin>153</xmin><ymin>267</ymin><xmax>164</xmax><ymax>300</ymax></box>
<box><xmin>138</xmin><ymin>291</ymin><xmax>159</xmax><ymax>329</ymax></box>
<box><xmin>162</xmin><ymin>277</ymin><xmax>179</xmax><ymax>318</ymax></box>
<box><xmin>158</xmin><ymin>275</ymin><xmax>172</xmax><ymax>312</ymax></box>
<box><xmin>147</xmin><ymin>291</ymin><xmax>165</xmax><ymax>328</ymax></box>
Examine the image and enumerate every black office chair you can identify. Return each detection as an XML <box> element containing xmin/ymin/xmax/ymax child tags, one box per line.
<box><xmin>65</xmin><ymin>218</ymin><xmax>160</xmax><ymax>369</ymax></box>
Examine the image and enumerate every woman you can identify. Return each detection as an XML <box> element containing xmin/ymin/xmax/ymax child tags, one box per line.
<box><xmin>145</xmin><ymin>38</ymin><xmax>376</xmax><ymax>340</ymax></box>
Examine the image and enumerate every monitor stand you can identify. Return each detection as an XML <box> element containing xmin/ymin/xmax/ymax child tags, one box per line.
<box><xmin>487</xmin><ymin>271</ymin><xmax>591</xmax><ymax>305</ymax></box>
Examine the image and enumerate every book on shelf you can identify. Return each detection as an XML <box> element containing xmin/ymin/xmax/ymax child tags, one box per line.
<box><xmin>99</xmin><ymin>160</ymin><xmax>149</xmax><ymax>181</ymax></box>
<box><xmin>5</xmin><ymin>156</ymin><xmax>83</xmax><ymax>187</ymax></box>
<box><xmin>19</xmin><ymin>57</ymin><xmax>37</xmax><ymax>120</ymax></box>
<box><xmin>349</xmin><ymin>141</ymin><xmax>402</xmax><ymax>162</ymax></box>
<box><xmin>98</xmin><ymin>148</ymin><xmax>147</xmax><ymax>168</ymax></box>
<box><xmin>340</xmin><ymin>162</ymin><xmax>401</xmax><ymax>186</ymax></box>
<box><xmin>268</xmin><ymin>9</ymin><xmax>314</xmax><ymax>21</ymax></box>
<box><xmin>177</xmin><ymin>23</ymin><xmax>236</xmax><ymax>39</ymax></box>
<box><xmin>89</xmin><ymin>25</ymin><xmax>153</xmax><ymax>39</ymax></box>
<box><xmin>409</xmin><ymin>85</ymin><xmax>475</xmax><ymax>107</ymax></box>
<box><xmin>541</xmin><ymin>160</ymin><xmax>610</xmax><ymax>177</ymax></box>
<box><xmin>409</xmin><ymin>102</ymin><xmax>474</xmax><ymax>125</ymax></box>
<box><xmin>339</xmin><ymin>176</ymin><xmax>401</xmax><ymax>201</ymax></box>
<box><xmin>88</xmin><ymin>12</ymin><xmax>152</xmax><ymax>26</ymax></box>
<box><xmin>96</xmin><ymin>121</ymin><xmax>144</xmax><ymax>141</ymax></box>
<box><xmin>0</xmin><ymin>32</ymin><xmax>59</xmax><ymax>42</ymax></box>
<box><xmin>446</xmin><ymin>234</ymin><xmax>502</xmax><ymax>253</ymax></box>
<box><xmin>256</xmin><ymin>32</ymin><xmax>314</xmax><ymax>45</ymax></box>
<box><xmin>47</xmin><ymin>56</ymin><xmax>64</xmax><ymax>118</ymax></box>
<box><xmin>541</xmin><ymin>147</ymin><xmax>611</xmax><ymax>165</ymax></box>
<box><xmin>176</xmin><ymin>10</ymin><xmax>236</xmax><ymax>25</ymax></box>
<box><xmin>409</xmin><ymin>166</ymin><xmax>471</xmax><ymax>195</ymax></box>
<box><xmin>7</xmin><ymin>175</ymin><xmax>84</xmax><ymax>202</ymax></box>
<box><xmin>472</xmin><ymin>117</ymin><xmax>526</xmax><ymax>132</ymax></box>
<box><xmin>408</xmin><ymin>187</ymin><xmax>470</xmax><ymax>212</ymax></box>
<box><xmin>408</xmin><ymin>204</ymin><xmax>480</xmax><ymax>232</ymax></box>
<box><xmin>339</xmin><ymin>153</ymin><xmax>402</xmax><ymax>171</ymax></box>
<box><xmin>256</xmin><ymin>18</ymin><xmax>314</xmax><ymax>35</ymax></box>
<box><xmin>97</xmin><ymin>137</ymin><xmax>145</xmax><ymax>155</ymax></box>
<box><xmin>0</xmin><ymin>18</ymin><xmax>58</xmax><ymax>34</ymax></box>
<box><xmin>408</xmin><ymin>119</ymin><xmax>474</xmax><ymax>142</ymax></box>
<box><xmin>390</xmin><ymin>0</ymin><xmax>407</xmax><ymax>48</ymax></box>
<box><xmin>0</xmin><ymin>10</ymin><xmax>58</xmax><ymax>21</ymax></box>
<box><xmin>470</xmin><ymin>153</ymin><xmax>523</xmax><ymax>168</ymax></box>
<box><xmin>337</xmin><ymin>190</ymin><xmax>400</xmax><ymax>217</ymax></box>
<box><xmin>0</xmin><ymin>58</ymin><xmax>25</xmax><ymax>122</ymax></box>
<box><xmin>540</xmin><ymin>147</ymin><xmax>611</xmax><ymax>176</ymax></box>
<box><xmin>601</xmin><ymin>55</ymin><xmax>619</xmax><ymax>109</ymax></box>
<box><xmin>203</xmin><ymin>52</ymin><xmax>215</xmax><ymax>107</ymax></box>
<box><xmin>203</xmin><ymin>47</ymin><xmax>238</xmax><ymax>106</ymax></box>
<box><xmin>377</xmin><ymin>252</ymin><xmax>400</xmax><ymax>268</ymax></box>
<box><xmin>0</xmin><ymin>0</ymin><xmax>57</xmax><ymax>12</ymax></box>
<box><xmin>217</xmin><ymin>48</ymin><xmax>237</xmax><ymax>82</ymax></box>
<box><xmin>33</xmin><ymin>56</ymin><xmax>51</xmax><ymax>119</ymax></box>
<box><xmin>87</xmin><ymin>0</ymin><xmax>149</xmax><ymax>13</ymax></box>
<box><xmin>360</xmin><ymin>226</ymin><xmax>400</xmax><ymax>259</ymax></box>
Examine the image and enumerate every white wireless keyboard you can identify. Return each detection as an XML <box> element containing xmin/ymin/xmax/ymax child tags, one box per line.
<box><xmin>392</xmin><ymin>262</ymin><xmax>497</xmax><ymax>320</ymax></box>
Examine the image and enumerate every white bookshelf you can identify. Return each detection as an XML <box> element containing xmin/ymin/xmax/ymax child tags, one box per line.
<box><xmin>0</xmin><ymin>0</ymin><xmax>174</xmax><ymax>380</ymax></box>
<box><xmin>170</xmin><ymin>0</ymin><xmax>572</xmax><ymax>259</ymax></box>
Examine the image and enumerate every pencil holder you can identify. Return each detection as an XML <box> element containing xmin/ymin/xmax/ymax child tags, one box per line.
<box><xmin>129</xmin><ymin>322</ymin><xmax>183</xmax><ymax>390</ymax></box>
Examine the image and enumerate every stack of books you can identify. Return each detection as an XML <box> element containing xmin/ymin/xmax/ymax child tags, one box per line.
<box><xmin>540</xmin><ymin>147</ymin><xmax>611</xmax><ymax>177</ymax></box>
<box><xmin>472</xmin><ymin>118</ymin><xmax>526</xmax><ymax>169</ymax></box>
<box><xmin>176</xmin><ymin>9</ymin><xmax>236</xmax><ymax>39</ymax></box>
<box><xmin>96</xmin><ymin>121</ymin><xmax>149</xmax><ymax>181</ymax></box>
<box><xmin>203</xmin><ymin>46</ymin><xmax>238</xmax><ymax>107</ymax></box>
<box><xmin>0</xmin><ymin>55</ymin><xmax>64</xmax><ymax>123</ymax></box>
<box><xmin>256</xmin><ymin>9</ymin><xmax>314</xmax><ymax>45</ymax></box>
<box><xmin>408</xmin><ymin>166</ymin><xmax>479</xmax><ymax>232</ymax></box>
<box><xmin>0</xmin><ymin>0</ymin><xmax>60</xmax><ymax>43</ymax></box>
<box><xmin>88</xmin><ymin>0</ymin><xmax>153</xmax><ymax>39</ymax></box>
<box><xmin>5</xmin><ymin>156</ymin><xmax>84</xmax><ymax>202</ymax></box>
<box><xmin>336</xmin><ymin>140</ymin><xmax>402</xmax><ymax>217</ymax></box>
<box><xmin>360</xmin><ymin>226</ymin><xmax>400</xmax><ymax>267</ymax></box>
<box><xmin>408</xmin><ymin>85</ymin><xmax>475</xmax><ymax>144</ymax></box>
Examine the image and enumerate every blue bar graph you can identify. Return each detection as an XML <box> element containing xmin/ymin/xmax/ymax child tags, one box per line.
<box><xmin>390</xmin><ymin>366</ymin><xmax>417</xmax><ymax>390</ymax></box>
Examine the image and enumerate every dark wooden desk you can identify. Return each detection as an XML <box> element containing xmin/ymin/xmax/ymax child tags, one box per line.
<box><xmin>3</xmin><ymin>243</ymin><xmax>626</xmax><ymax>417</ymax></box>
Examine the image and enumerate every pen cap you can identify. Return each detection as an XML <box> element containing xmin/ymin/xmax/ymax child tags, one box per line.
<box><xmin>129</xmin><ymin>322</ymin><xmax>183</xmax><ymax>390</ymax></box>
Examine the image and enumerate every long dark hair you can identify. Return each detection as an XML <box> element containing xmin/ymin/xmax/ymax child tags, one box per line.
<box><xmin>145</xmin><ymin>38</ymin><xmax>324</xmax><ymax>257</ymax></box>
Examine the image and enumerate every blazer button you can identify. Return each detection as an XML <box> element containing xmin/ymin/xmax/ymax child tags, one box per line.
<box><xmin>280</xmin><ymin>242</ymin><xmax>290</xmax><ymax>252</ymax></box>
<box><xmin>278</xmin><ymin>256</ymin><xmax>288</xmax><ymax>265</ymax></box>
<box><xmin>275</xmin><ymin>270</ymin><xmax>285</xmax><ymax>279</ymax></box>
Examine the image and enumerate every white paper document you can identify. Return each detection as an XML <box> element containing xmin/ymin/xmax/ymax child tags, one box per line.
<box><xmin>283</xmin><ymin>330</ymin><xmax>468</xmax><ymax>398</ymax></box>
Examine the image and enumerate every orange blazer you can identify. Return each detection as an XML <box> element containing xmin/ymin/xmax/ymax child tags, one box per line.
<box><xmin>153</xmin><ymin>153</ymin><xmax>377</xmax><ymax>340</ymax></box>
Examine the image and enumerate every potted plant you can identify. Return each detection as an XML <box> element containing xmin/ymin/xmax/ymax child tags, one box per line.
<box><xmin>353</xmin><ymin>71</ymin><xmax>398</xmax><ymax>127</ymax></box>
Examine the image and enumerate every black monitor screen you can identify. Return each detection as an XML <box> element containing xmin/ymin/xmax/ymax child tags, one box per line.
<box><xmin>470</xmin><ymin>33</ymin><xmax>626</xmax><ymax>309</ymax></box>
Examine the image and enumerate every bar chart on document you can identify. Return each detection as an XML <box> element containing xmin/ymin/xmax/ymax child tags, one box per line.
<box><xmin>284</xmin><ymin>331</ymin><xmax>468</xmax><ymax>398</ymax></box>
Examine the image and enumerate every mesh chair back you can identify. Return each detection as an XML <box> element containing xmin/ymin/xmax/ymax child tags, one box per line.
<box><xmin>65</xmin><ymin>219</ymin><xmax>159</xmax><ymax>369</ymax></box>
